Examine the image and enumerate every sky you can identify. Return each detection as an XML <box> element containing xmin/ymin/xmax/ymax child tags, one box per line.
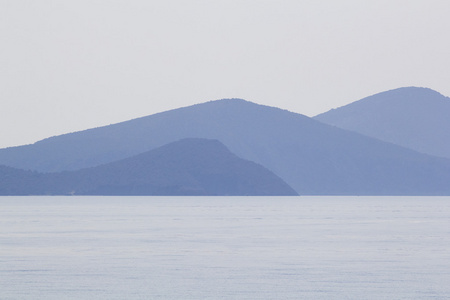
<box><xmin>1</xmin><ymin>0</ymin><xmax>450</xmax><ymax>148</ymax></box>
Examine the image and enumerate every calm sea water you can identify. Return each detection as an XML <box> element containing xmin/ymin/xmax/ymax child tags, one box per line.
<box><xmin>1</xmin><ymin>196</ymin><xmax>450</xmax><ymax>299</ymax></box>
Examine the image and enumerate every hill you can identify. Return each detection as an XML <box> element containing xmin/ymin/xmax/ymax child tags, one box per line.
<box><xmin>314</xmin><ymin>87</ymin><xmax>450</xmax><ymax>159</ymax></box>
<box><xmin>2</xmin><ymin>98</ymin><xmax>450</xmax><ymax>194</ymax></box>
<box><xmin>0</xmin><ymin>138</ymin><xmax>297</xmax><ymax>196</ymax></box>
<box><xmin>0</xmin><ymin>165</ymin><xmax>47</xmax><ymax>195</ymax></box>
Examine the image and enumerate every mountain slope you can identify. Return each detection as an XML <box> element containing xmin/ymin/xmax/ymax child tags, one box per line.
<box><xmin>2</xmin><ymin>98</ymin><xmax>450</xmax><ymax>194</ymax></box>
<box><xmin>0</xmin><ymin>138</ymin><xmax>298</xmax><ymax>196</ymax></box>
<box><xmin>314</xmin><ymin>87</ymin><xmax>450</xmax><ymax>159</ymax></box>
<box><xmin>0</xmin><ymin>165</ymin><xmax>47</xmax><ymax>195</ymax></box>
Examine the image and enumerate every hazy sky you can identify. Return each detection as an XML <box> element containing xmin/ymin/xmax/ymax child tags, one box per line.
<box><xmin>2</xmin><ymin>0</ymin><xmax>450</xmax><ymax>148</ymax></box>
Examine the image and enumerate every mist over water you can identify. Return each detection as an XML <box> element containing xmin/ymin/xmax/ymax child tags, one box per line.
<box><xmin>1</xmin><ymin>196</ymin><xmax>450</xmax><ymax>299</ymax></box>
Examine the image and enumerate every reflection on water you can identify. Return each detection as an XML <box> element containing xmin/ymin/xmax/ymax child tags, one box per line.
<box><xmin>1</xmin><ymin>196</ymin><xmax>450</xmax><ymax>299</ymax></box>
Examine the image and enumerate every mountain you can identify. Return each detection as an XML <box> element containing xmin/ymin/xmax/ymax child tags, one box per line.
<box><xmin>0</xmin><ymin>138</ymin><xmax>298</xmax><ymax>196</ymax></box>
<box><xmin>314</xmin><ymin>87</ymin><xmax>450</xmax><ymax>159</ymax></box>
<box><xmin>2</xmin><ymin>98</ymin><xmax>450</xmax><ymax>195</ymax></box>
<box><xmin>0</xmin><ymin>165</ymin><xmax>47</xmax><ymax>195</ymax></box>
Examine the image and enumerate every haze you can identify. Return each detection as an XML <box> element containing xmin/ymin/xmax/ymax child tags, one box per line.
<box><xmin>1</xmin><ymin>0</ymin><xmax>450</xmax><ymax>148</ymax></box>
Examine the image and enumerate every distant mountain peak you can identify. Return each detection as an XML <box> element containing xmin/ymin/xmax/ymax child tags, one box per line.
<box><xmin>318</xmin><ymin>87</ymin><xmax>447</xmax><ymax>116</ymax></box>
<box><xmin>370</xmin><ymin>86</ymin><xmax>446</xmax><ymax>100</ymax></box>
<box><xmin>0</xmin><ymin>138</ymin><xmax>298</xmax><ymax>196</ymax></box>
<box><xmin>314</xmin><ymin>86</ymin><xmax>450</xmax><ymax>159</ymax></box>
<box><xmin>198</xmin><ymin>98</ymin><xmax>256</xmax><ymax>108</ymax></box>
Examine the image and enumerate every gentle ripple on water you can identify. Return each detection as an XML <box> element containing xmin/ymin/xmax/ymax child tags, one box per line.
<box><xmin>1</xmin><ymin>196</ymin><xmax>450</xmax><ymax>299</ymax></box>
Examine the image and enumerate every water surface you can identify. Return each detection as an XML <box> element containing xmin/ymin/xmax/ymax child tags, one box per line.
<box><xmin>1</xmin><ymin>196</ymin><xmax>449</xmax><ymax>299</ymax></box>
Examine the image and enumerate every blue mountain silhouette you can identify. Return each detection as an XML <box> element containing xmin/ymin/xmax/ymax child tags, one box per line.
<box><xmin>315</xmin><ymin>87</ymin><xmax>450</xmax><ymax>159</ymax></box>
<box><xmin>0</xmin><ymin>138</ymin><xmax>297</xmax><ymax>196</ymax></box>
<box><xmin>1</xmin><ymin>97</ymin><xmax>450</xmax><ymax>195</ymax></box>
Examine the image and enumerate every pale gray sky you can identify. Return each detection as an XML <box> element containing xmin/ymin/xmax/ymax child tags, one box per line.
<box><xmin>1</xmin><ymin>0</ymin><xmax>450</xmax><ymax>148</ymax></box>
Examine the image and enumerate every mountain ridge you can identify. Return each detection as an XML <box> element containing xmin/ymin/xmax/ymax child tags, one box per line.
<box><xmin>2</xmin><ymin>94</ymin><xmax>450</xmax><ymax>194</ymax></box>
<box><xmin>314</xmin><ymin>86</ymin><xmax>450</xmax><ymax>159</ymax></box>
<box><xmin>0</xmin><ymin>138</ymin><xmax>298</xmax><ymax>196</ymax></box>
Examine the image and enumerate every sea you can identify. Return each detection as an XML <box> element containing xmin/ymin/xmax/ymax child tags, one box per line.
<box><xmin>1</xmin><ymin>196</ymin><xmax>449</xmax><ymax>299</ymax></box>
